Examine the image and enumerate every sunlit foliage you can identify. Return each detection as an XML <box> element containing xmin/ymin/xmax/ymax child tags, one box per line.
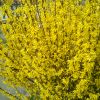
<box><xmin>0</xmin><ymin>0</ymin><xmax>100</xmax><ymax>99</ymax></box>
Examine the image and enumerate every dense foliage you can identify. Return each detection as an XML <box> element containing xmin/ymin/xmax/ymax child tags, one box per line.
<box><xmin>0</xmin><ymin>0</ymin><xmax>100</xmax><ymax>99</ymax></box>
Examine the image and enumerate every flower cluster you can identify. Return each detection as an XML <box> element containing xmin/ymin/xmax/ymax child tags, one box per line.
<box><xmin>0</xmin><ymin>0</ymin><xmax>100</xmax><ymax>99</ymax></box>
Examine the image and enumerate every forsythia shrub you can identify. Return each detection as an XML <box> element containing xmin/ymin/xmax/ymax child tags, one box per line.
<box><xmin>0</xmin><ymin>0</ymin><xmax>100</xmax><ymax>99</ymax></box>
